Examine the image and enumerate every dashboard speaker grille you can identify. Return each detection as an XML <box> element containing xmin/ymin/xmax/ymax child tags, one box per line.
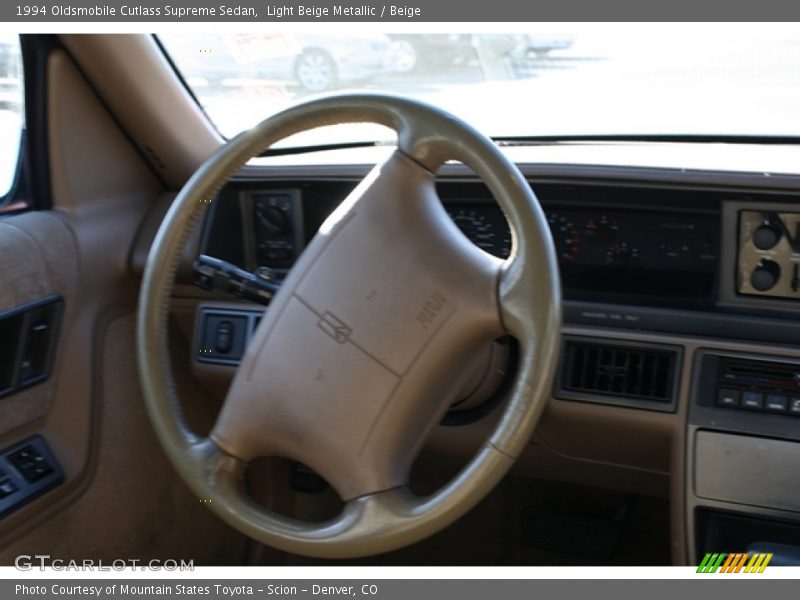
<box><xmin>562</xmin><ymin>341</ymin><xmax>677</xmax><ymax>403</ymax></box>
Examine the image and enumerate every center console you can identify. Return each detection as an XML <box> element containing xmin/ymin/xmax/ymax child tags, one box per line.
<box><xmin>688</xmin><ymin>350</ymin><xmax>800</xmax><ymax>564</ymax></box>
<box><xmin>687</xmin><ymin>201</ymin><xmax>800</xmax><ymax>565</ymax></box>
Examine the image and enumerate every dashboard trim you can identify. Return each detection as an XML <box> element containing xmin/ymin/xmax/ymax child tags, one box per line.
<box><xmin>565</xmin><ymin>301</ymin><xmax>800</xmax><ymax>347</ymax></box>
<box><xmin>235</xmin><ymin>160</ymin><xmax>800</xmax><ymax>194</ymax></box>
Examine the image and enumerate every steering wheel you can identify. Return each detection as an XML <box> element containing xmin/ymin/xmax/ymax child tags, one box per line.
<box><xmin>137</xmin><ymin>93</ymin><xmax>561</xmax><ymax>559</ymax></box>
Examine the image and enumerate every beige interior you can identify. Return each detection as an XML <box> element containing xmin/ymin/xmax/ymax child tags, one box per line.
<box><xmin>135</xmin><ymin>87</ymin><xmax>565</xmax><ymax>557</ymax></box>
<box><xmin>0</xmin><ymin>32</ymin><xmax>798</xmax><ymax>566</ymax></box>
<box><xmin>0</xmin><ymin>44</ymin><xmax>245</xmax><ymax>565</ymax></box>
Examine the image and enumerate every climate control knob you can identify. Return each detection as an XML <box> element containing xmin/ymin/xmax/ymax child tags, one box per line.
<box><xmin>751</xmin><ymin>259</ymin><xmax>781</xmax><ymax>292</ymax></box>
<box><xmin>256</xmin><ymin>207</ymin><xmax>289</xmax><ymax>236</ymax></box>
<box><xmin>753</xmin><ymin>223</ymin><xmax>782</xmax><ymax>250</ymax></box>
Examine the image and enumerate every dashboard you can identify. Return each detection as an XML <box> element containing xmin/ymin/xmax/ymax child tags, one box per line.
<box><xmin>186</xmin><ymin>153</ymin><xmax>800</xmax><ymax>565</ymax></box>
<box><xmin>440</xmin><ymin>203</ymin><xmax>718</xmax><ymax>305</ymax></box>
<box><xmin>202</xmin><ymin>176</ymin><xmax>798</xmax><ymax>319</ymax></box>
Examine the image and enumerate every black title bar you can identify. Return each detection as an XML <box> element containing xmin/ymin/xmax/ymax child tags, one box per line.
<box><xmin>5</xmin><ymin>0</ymin><xmax>800</xmax><ymax>22</ymax></box>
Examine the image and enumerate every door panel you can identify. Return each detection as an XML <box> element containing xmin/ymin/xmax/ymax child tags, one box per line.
<box><xmin>0</xmin><ymin>44</ymin><xmax>246</xmax><ymax>564</ymax></box>
<box><xmin>0</xmin><ymin>213</ymin><xmax>76</xmax><ymax>438</ymax></box>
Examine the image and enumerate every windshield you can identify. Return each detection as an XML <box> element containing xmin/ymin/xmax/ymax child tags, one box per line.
<box><xmin>159</xmin><ymin>25</ymin><xmax>800</xmax><ymax>145</ymax></box>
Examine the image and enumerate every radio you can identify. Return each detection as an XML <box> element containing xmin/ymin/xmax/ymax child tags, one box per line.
<box><xmin>713</xmin><ymin>356</ymin><xmax>800</xmax><ymax>416</ymax></box>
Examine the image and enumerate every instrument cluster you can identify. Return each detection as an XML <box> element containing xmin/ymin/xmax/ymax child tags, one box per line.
<box><xmin>445</xmin><ymin>203</ymin><xmax>718</xmax><ymax>275</ymax></box>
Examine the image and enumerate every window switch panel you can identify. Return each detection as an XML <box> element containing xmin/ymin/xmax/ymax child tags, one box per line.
<box><xmin>0</xmin><ymin>436</ymin><xmax>63</xmax><ymax>518</ymax></box>
<box><xmin>9</xmin><ymin>444</ymin><xmax>54</xmax><ymax>483</ymax></box>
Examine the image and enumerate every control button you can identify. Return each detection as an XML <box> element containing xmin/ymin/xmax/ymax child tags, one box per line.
<box><xmin>751</xmin><ymin>259</ymin><xmax>781</xmax><ymax>292</ymax></box>
<box><xmin>0</xmin><ymin>480</ymin><xmax>18</xmax><ymax>499</ymax></box>
<box><xmin>8</xmin><ymin>445</ymin><xmax>54</xmax><ymax>484</ymax></box>
<box><xmin>741</xmin><ymin>391</ymin><xmax>764</xmax><ymax>410</ymax></box>
<box><xmin>8</xmin><ymin>446</ymin><xmax>34</xmax><ymax>465</ymax></box>
<box><xmin>263</xmin><ymin>239</ymin><xmax>293</xmax><ymax>249</ymax></box>
<box><xmin>753</xmin><ymin>223</ymin><xmax>782</xmax><ymax>250</ymax></box>
<box><xmin>717</xmin><ymin>388</ymin><xmax>740</xmax><ymax>407</ymax></box>
<box><xmin>790</xmin><ymin>398</ymin><xmax>800</xmax><ymax>415</ymax></box>
<box><xmin>765</xmin><ymin>394</ymin><xmax>789</xmax><ymax>413</ymax></box>
<box><xmin>214</xmin><ymin>321</ymin><xmax>233</xmax><ymax>354</ymax></box>
<box><xmin>8</xmin><ymin>446</ymin><xmax>35</xmax><ymax>473</ymax></box>
<box><xmin>256</xmin><ymin>206</ymin><xmax>290</xmax><ymax>236</ymax></box>
<box><xmin>25</xmin><ymin>464</ymin><xmax>53</xmax><ymax>482</ymax></box>
<box><xmin>263</xmin><ymin>249</ymin><xmax>293</xmax><ymax>262</ymax></box>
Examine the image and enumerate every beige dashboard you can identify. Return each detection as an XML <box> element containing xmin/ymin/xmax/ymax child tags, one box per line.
<box><xmin>132</xmin><ymin>154</ymin><xmax>800</xmax><ymax>565</ymax></box>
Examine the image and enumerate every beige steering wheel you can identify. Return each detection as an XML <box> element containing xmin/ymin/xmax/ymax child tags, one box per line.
<box><xmin>136</xmin><ymin>93</ymin><xmax>561</xmax><ymax>559</ymax></box>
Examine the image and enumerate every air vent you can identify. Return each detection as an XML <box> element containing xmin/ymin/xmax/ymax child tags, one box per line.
<box><xmin>558</xmin><ymin>339</ymin><xmax>680</xmax><ymax>411</ymax></box>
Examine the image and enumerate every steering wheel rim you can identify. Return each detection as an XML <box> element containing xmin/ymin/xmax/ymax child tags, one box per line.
<box><xmin>136</xmin><ymin>92</ymin><xmax>561</xmax><ymax>559</ymax></box>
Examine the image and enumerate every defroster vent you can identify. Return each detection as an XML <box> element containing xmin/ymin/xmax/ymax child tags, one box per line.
<box><xmin>558</xmin><ymin>338</ymin><xmax>680</xmax><ymax>411</ymax></box>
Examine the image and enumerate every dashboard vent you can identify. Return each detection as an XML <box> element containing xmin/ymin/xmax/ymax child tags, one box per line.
<box><xmin>560</xmin><ymin>340</ymin><xmax>679</xmax><ymax>407</ymax></box>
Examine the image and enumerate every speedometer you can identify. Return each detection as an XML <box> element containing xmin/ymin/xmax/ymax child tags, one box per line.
<box><xmin>447</xmin><ymin>207</ymin><xmax>511</xmax><ymax>258</ymax></box>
